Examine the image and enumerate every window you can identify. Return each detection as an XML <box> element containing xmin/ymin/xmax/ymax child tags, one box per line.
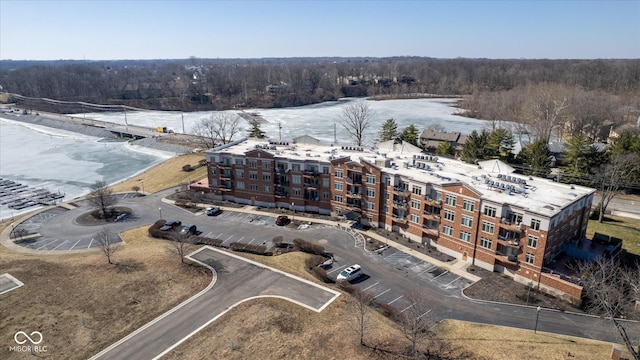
<box><xmin>235</xmin><ymin>159</ymin><xmax>243</xmax><ymax>166</ymax></box>
<box><xmin>236</xmin><ymin>181</ymin><xmax>244</xmax><ymax>190</ymax></box>
<box><xmin>323</xmin><ymin>178</ymin><xmax>330</xmax><ymax>187</ymax></box>
<box><xmin>411</xmin><ymin>199</ymin><xmax>421</xmax><ymax>210</ymax></box>
<box><xmin>250</xmin><ymin>184</ymin><xmax>258</xmax><ymax>191</ymax></box>
<box><xmin>385</xmin><ymin>191</ymin><xmax>390</xmax><ymax>200</ymax></box>
<box><xmin>248</xmin><ymin>160</ymin><xmax>257</xmax><ymax>169</ymax></box>
<box><xmin>323</xmin><ymin>191</ymin><xmax>329</xmax><ymax>199</ymax></box>
<box><xmin>262</xmin><ymin>173</ymin><xmax>271</xmax><ymax>181</ymax></box>
<box><xmin>235</xmin><ymin>169</ymin><xmax>244</xmax><ymax>179</ymax></box>
<box><xmin>442</xmin><ymin>225</ymin><xmax>453</xmax><ymax>236</ymax></box>
<box><xmin>249</xmin><ymin>172</ymin><xmax>258</xmax><ymax>180</ymax></box>
<box><xmin>292</xmin><ymin>175</ymin><xmax>301</xmax><ymax>185</ymax></box>
<box><xmin>443</xmin><ymin>210</ymin><xmax>455</xmax><ymax>222</ymax></box>
<box><xmin>366</xmin><ymin>187</ymin><xmax>375</xmax><ymax>197</ymax></box>
<box><xmin>459</xmin><ymin>231</ymin><xmax>471</xmax><ymax>242</ymax></box>
<box><xmin>445</xmin><ymin>194</ymin><xmax>456</xmax><ymax>206</ymax></box>
<box><xmin>480</xmin><ymin>238</ymin><xmax>492</xmax><ymax>249</ymax></box>
<box><xmin>323</xmin><ymin>166</ymin><xmax>330</xmax><ymax>175</ymax></box>
<box><xmin>211</xmin><ymin>168</ymin><xmax>216</xmax><ymax>175</ymax></box>
<box><xmin>292</xmin><ymin>164</ymin><xmax>301</xmax><ymax>172</ymax></box>
<box><xmin>484</xmin><ymin>205</ymin><xmax>496</xmax><ymax>217</ymax></box>
<box><xmin>463</xmin><ymin>199</ymin><xmax>475</xmax><ymax>212</ymax></box>
<box><xmin>335</xmin><ymin>169</ymin><xmax>343</xmax><ymax>178</ymax></box>
<box><xmin>461</xmin><ymin>215</ymin><xmax>473</xmax><ymax>227</ymax></box>
<box><xmin>366</xmin><ymin>201</ymin><xmax>375</xmax><ymax>210</ymax></box>
<box><xmin>366</xmin><ymin>174</ymin><xmax>376</xmax><ymax>184</ymax></box>
<box><xmin>263</xmin><ymin>185</ymin><xmax>271</xmax><ymax>193</ymax></box>
<box><xmin>385</xmin><ymin>177</ymin><xmax>391</xmax><ymax>186</ymax></box>
<box><xmin>334</xmin><ymin>182</ymin><xmax>343</xmax><ymax>191</ymax></box>
<box><xmin>293</xmin><ymin>188</ymin><xmax>301</xmax><ymax>196</ymax></box>
<box><xmin>525</xmin><ymin>253</ymin><xmax>535</xmax><ymax>264</ymax></box>
<box><xmin>334</xmin><ymin>195</ymin><xmax>343</xmax><ymax>202</ymax></box>
<box><xmin>410</xmin><ymin>214</ymin><xmax>420</xmax><ymax>223</ymax></box>
<box><xmin>528</xmin><ymin>235</ymin><xmax>538</xmax><ymax>249</ymax></box>
<box><xmin>531</xmin><ymin>218</ymin><xmax>541</xmax><ymax>231</ymax></box>
<box><xmin>482</xmin><ymin>221</ymin><xmax>495</xmax><ymax>235</ymax></box>
<box><xmin>210</xmin><ymin>179</ymin><xmax>217</xmax><ymax>186</ymax></box>
<box><xmin>412</xmin><ymin>185</ymin><xmax>422</xmax><ymax>195</ymax></box>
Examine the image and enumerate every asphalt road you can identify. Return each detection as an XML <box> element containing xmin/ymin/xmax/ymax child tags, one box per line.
<box><xmin>10</xmin><ymin>187</ymin><xmax>639</xmax><ymax>355</ymax></box>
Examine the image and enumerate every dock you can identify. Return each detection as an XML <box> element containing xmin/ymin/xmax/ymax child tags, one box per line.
<box><xmin>0</xmin><ymin>179</ymin><xmax>65</xmax><ymax>210</ymax></box>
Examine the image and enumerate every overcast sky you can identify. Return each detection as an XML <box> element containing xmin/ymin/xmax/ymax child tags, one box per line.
<box><xmin>1</xmin><ymin>0</ymin><xmax>638</xmax><ymax>60</ymax></box>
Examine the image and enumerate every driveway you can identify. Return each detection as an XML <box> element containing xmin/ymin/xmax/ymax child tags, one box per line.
<box><xmin>90</xmin><ymin>246</ymin><xmax>340</xmax><ymax>360</ymax></box>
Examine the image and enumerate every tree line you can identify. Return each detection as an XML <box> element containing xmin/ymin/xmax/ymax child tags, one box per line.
<box><xmin>1</xmin><ymin>57</ymin><xmax>638</xmax><ymax>113</ymax></box>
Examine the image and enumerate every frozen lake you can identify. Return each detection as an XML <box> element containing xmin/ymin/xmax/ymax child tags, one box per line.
<box><xmin>0</xmin><ymin>98</ymin><xmax>494</xmax><ymax>221</ymax></box>
<box><xmin>76</xmin><ymin>98</ymin><xmax>491</xmax><ymax>144</ymax></box>
<box><xmin>0</xmin><ymin>118</ymin><xmax>171</xmax><ymax>220</ymax></box>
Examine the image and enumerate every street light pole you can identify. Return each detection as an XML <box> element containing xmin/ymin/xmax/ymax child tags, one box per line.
<box><xmin>291</xmin><ymin>202</ymin><xmax>295</xmax><ymax>223</ymax></box>
<box><xmin>159</xmin><ymin>207</ymin><xmax>163</xmax><ymax>220</ymax></box>
<box><xmin>534</xmin><ymin>306</ymin><xmax>541</xmax><ymax>334</ymax></box>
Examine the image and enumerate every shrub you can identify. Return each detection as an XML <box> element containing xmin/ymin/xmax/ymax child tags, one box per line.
<box><xmin>293</xmin><ymin>238</ymin><xmax>325</xmax><ymax>255</ymax></box>
<box><xmin>198</xmin><ymin>159</ymin><xmax>207</xmax><ymax>166</ymax></box>
<box><xmin>182</xmin><ymin>164</ymin><xmax>193</xmax><ymax>172</ymax></box>
<box><xmin>312</xmin><ymin>266</ymin><xmax>332</xmax><ymax>283</ymax></box>
<box><xmin>590</xmin><ymin>203</ymin><xmax>601</xmax><ymax>220</ymax></box>
<box><xmin>272</xmin><ymin>236</ymin><xmax>284</xmax><ymax>247</ymax></box>
<box><xmin>337</xmin><ymin>279</ymin><xmax>358</xmax><ymax>294</ymax></box>
<box><xmin>305</xmin><ymin>254</ymin><xmax>326</xmax><ymax>270</ymax></box>
<box><xmin>191</xmin><ymin>236</ymin><xmax>224</xmax><ymax>247</ymax></box>
<box><xmin>378</xmin><ymin>303</ymin><xmax>401</xmax><ymax>319</ymax></box>
<box><xmin>229</xmin><ymin>242</ymin><xmax>271</xmax><ymax>255</ymax></box>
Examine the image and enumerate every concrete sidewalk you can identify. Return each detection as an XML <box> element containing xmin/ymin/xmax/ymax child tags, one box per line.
<box><xmin>166</xmin><ymin>199</ymin><xmax>482</xmax><ymax>283</ymax></box>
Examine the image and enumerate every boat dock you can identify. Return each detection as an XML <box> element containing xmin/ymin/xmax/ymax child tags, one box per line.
<box><xmin>0</xmin><ymin>179</ymin><xmax>65</xmax><ymax>210</ymax></box>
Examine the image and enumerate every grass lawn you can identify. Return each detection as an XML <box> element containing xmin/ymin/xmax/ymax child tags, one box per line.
<box><xmin>0</xmin><ymin>225</ymin><xmax>210</xmax><ymax>360</ymax></box>
<box><xmin>109</xmin><ymin>154</ymin><xmax>207</xmax><ymax>194</ymax></box>
<box><xmin>587</xmin><ymin>215</ymin><xmax>640</xmax><ymax>256</ymax></box>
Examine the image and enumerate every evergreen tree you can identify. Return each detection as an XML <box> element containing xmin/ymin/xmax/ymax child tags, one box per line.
<box><xmin>400</xmin><ymin>124</ymin><xmax>420</xmax><ymax>146</ymax></box>
<box><xmin>461</xmin><ymin>130</ymin><xmax>489</xmax><ymax>163</ymax></box>
<box><xmin>561</xmin><ymin>133</ymin><xmax>606</xmax><ymax>185</ymax></box>
<box><xmin>247</xmin><ymin>120</ymin><xmax>266</xmax><ymax>139</ymax></box>
<box><xmin>378</xmin><ymin>118</ymin><xmax>399</xmax><ymax>142</ymax></box>
<box><xmin>518</xmin><ymin>139</ymin><xmax>551</xmax><ymax>178</ymax></box>
<box><xmin>435</xmin><ymin>141</ymin><xmax>453</xmax><ymax>157</ymax></box>
<box><xmin>486</xmin><ymin>128</ymin><xmax>515</xmax><ymax>160</ymax></box>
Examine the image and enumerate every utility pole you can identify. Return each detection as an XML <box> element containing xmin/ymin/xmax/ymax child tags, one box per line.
<box><xmin>278</xmin><ymin>122</ymin><xmax>282</xmax><ymax>140</ymax></box>
<box><xmin>334</xmin><ymin>123</ymin><xmax>337</xmax><ymax>144</ymax></box>
<box><xmin>181</xmin><ymin>113</ymin><xmax>185</xmax><ymax>133</ymax></box>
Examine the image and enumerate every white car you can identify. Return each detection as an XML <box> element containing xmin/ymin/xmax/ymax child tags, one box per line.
<box><xmin>337</xmin><ymin>264</ymin><xmax>363</xmax><ymax>282</ymax></box>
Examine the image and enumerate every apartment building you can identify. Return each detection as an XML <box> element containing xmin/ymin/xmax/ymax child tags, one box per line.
<box><xmin>203</xmin><ymin>137</ymin><xmax>595</xmax><ymax>303</ymax></box>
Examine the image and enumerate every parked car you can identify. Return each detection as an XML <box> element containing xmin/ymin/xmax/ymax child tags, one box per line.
<box><xmin>114</xmin><ymin>213</ymin><xmax>129</xmax><ymax>222</ymax></box>
<box><xmin>337</xmin><ymin>264</ymin><xmax>363</xmax><ymax>282</ymax></box>
<box><xmin>275</xmin><ymin>215</ymin><xmax>290</xmax><ymax>226</ymax></box>
<box><xmin>205</xmin><ymin>206</ymin><xmax>222</xmax><ymax>216</ymax></box>
<box><xmin>160</xmin><ymin>220</ymin><xmax>182</xmax><ymax>231</ymax></box>
<box><xmin>179</xmin><ymin>224</ymin><xmax>197</xmax><ymax>235</ymax></box>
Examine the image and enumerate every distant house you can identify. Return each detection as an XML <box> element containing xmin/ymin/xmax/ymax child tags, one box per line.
<box><xmin>608</xmin><ymin>123</ymin><xmax>639</xmax><ymax>144</ymax></box>
<box><xmin>292</xmin><ymin>135</ymin><xmax>321</xmax><ymax>145</ymax></box>
<box><xmin>419</xmin><ymin>130</ymin><xmax>467</xmax><ymax>153</ymax></box>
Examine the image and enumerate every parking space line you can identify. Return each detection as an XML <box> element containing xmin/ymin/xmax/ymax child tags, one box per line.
<box><xmin>400</xmin><ymin>303</ymin><xmax>414</xmax><ymax>313</ymax></box>
<box><xmin>222</xmin><ymin>235</ymin><xmax>234</xmax><ymax>245</ymax></box>
<box><xmin>388</xmin><ymin>295</ymin><xmax>404</xmax><ymax>305</ymax></box>
<box><xmin>88</xmin><ymin>238</ymin><xmax>94</xmax><ymax>248</ymax></box>
<box><xmin>417</xmin><ymin>265</ymin><xmax>436</xmax><ymax>275</ymax></box>
<box><xmin>204</xmin><ymin>232</ymin><xmax>213</xmax><ymax>238</ymax></box>
<box><xmin>373</xmin><ymin>289</ymin><xmax>391</xmax><ymax>298</ymax></box>
<box><xmin>236</xmin><ymin>236</ymin><xmax>245</xmax><ymax>243</ymax></box>
<box><xmin>37</xmin><ymin>239</ymin><xmax>58</xmax><ymax>250</ymax></box>
<box><xmin>417</xmin><ymin>309</ymin><xmax>432</xmax><ymax>320</ymax></box>
<box><xmin>432</xmin><ymin>270</ymin><xmax>449</xmax><ymax>281</ymax></box>
<box><xmin>51</xmin><ymin>240</ymin><xmax>69</xmax><ymax>251</ymax></box>
<box><xmin>217</xmin><ymin>232</ymin><xmax>225</xmax><ymax>239</ymax></box>
<box><xmin>327</xmin><ymin>265</ymin><xmax>348</xmax><ymax>274</ymax></box>
<box><xmin>25</xmin><ymin>237</ymin><xmax>48</xmax><ymax>247</ymax></box>
<box><xmin>444</xmin><ymin>276</ymin><xmax>461</xmax><ymax>287</ymax></box>
<box><xmin>361</xmin><ymin>282</ymin><xmax>379</xmax><ymax>291</ymax></box>
<box><xmin>71</xmin><ymin>238</ymin><xmax>83</xmax><ymax>250</ymax></box>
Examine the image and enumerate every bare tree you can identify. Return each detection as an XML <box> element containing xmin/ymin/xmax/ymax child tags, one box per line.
<box><xmin>172</xmin><ymin>229</ymin><xmax>193</xmax><ymax>264</ymax></box>
<box><xmin>192</xmin><ymin>112</ymin><xmax>242</xmax><ymax>148</ymax></box>
<box><xmin>348</xmin><ymin>288</ymin><xmax>375</xmax><ymax>346</ymax></box>
<box><xmin>526</xmin><ymin>83</ymin><xmax>570</xmax><ymax>142</ymax></box>
<box><xmin>88</xmin><ymin>180</ymin><xmax>117</xmax><ymax>220</ymax></box>
<box><xmin>96</xmin><ymin>227</ymin><xmax>119</xmax><ymax>264</ymax></box>
<box><xmin>397</xmin><ymin>289</ymin><xmax>434</xmax><ymax>357</ymax></box>
<box><xmin>593</xmin><ymin>153</ymin><xmax>640</xmax><ymax>223</ymax></box>
<box><xmin>576</xmin><ymin>258</ymin><xmax>639</xmax><ymax>359</ymax></box>
<box><xmin>342</xmin><ymin>100</ymin><xmax>373</xmax><ymax>146</ymax></box>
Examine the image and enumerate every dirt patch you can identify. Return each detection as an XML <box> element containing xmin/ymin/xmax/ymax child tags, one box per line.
<box><xmin>75</xmin><ymin>206</ymin><xmax>133</xmax><ymax>225</ymax></box>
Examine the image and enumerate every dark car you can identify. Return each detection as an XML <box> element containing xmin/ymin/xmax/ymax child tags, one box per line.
<box><xmin>205</xmin><ymin>206</ymin><xmax>222</xmax><ymax>216</ymax></box>
<box><xmin>179</xmin><ymin>224</ymin><xmax>197</xmax><ymax>235</ymax></box>
<box><xmin>275</xmin><ymin>215</ymin><xmax>289</xmax><ymax>226</ymax></box>
<box><xmin>160</xmin><ymin>220</ymin><xmax>182</xmax><ymax>231</ymax></box>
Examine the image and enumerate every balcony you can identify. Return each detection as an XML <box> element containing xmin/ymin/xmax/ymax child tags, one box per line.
<box><xmin>422</xmin><ymin>225</ymin><xmax>438</xmax><ymax>236</ymax></box>
<box><xmin>303</xmin><ymin>170</ymin><xmax>319</xmax><ymax>177</ymax></box>
<box><xmin>274</xmin><ymin>178</ymin><xmax>289</xmax><ymax>186</ymax></box>
<box><xmin>499</xmin><ymin>218</ymin><xmax>525</xmax><ymax>232</ymax></box>
<box><xmin>275</xmin><ymin>192</ymin><xmax>289</xmax><ymax>198</ymax></box>
<box><xmin>217</xmin><ymin>162</ymin><xmax>232</xmax><ymax>169</ymax></box>
<box><xmin>346</xmin><ymin>176</ymin><xmax>363</xmax><ymax>184</ymax></box>
<box><xmin>346</xmin><ymin>191</ymin><xmax>362</xmax><ymax>198</ymax></box>
<box><xmin>423</xmin><ymin>210</ymin><xmax>439</xmax><ymax>220</ymax></box>
<box><xmin>424</xmin><ymin>197</ymin><xmax>442</xmax><ymax>206</ymax></box>
<box><xmin>303</xmin><ymin>182</ymin><xmax>318</xmax><ymax>189</ymax></box>
<box><xmin>275</xmin><ymin>167</ymin><xmax>287</xmax><ymax>173</ymax></box>
<box><xmin>220</xmin><ymin>172</ymin><xmax>233</xmax><ymax>180</ymax></box>
<box><xmin>346</xmin><ymin>201</ymin><xmax>362</xmax><ymax>209</ymax></box>
<box><xmin>393</xmin><ymin>187</ymin><xmax>408</xmax><ymax>195</ymax></box>
<box><xmin>496</xmin><ymin>237</ymin><xmax>521</xmax><ymax>248</ymax></box>
<box><xmin>392</xmin><ymin>215</ymin><xmax>407</xmax><ymax>224</ymax></box>
<box><xmin>392</xmin><ymin>201</ymin><xmax>408</xmax><ymax>210</ymax></box>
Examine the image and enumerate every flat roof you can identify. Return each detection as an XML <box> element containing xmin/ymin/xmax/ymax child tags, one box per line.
<box><xmin>208</xmin><ymin>138</ymin><xmax>595</xmax><ymax>217</ymax></box>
